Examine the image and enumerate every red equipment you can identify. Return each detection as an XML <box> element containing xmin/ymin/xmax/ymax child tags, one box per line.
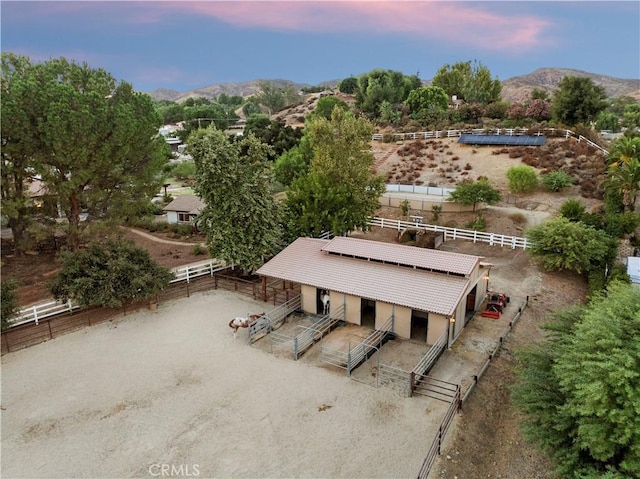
<box><xmin>481</xmin><ymin>292</ymin><xmax>510</xmax><ymax>319</ymax></box>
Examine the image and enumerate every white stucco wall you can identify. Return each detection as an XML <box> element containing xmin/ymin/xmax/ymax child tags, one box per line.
<box><xmin>393</xmin><ymin>305</ymin><xmax>412</xmax><ymax>339</ymax></box>
<box><xmin>300</xmin><ymin>285</ymin><xmax>316</xmax><ymax>314</ymax></box>
<box><xmin>166</xmin><ymin>211</ymin><xmax>178</xmax><ymax>224</ymax></box>
<box><xmin>427</xmin><ymin>313</ymin><xmax>448</xmax><ymax>345</ymax></box>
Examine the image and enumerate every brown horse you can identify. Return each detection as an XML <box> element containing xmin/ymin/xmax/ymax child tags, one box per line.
<box><xmin>228</xmin><ymin>313</ymin><xmax>265</xmax><ymax>339</ymax></box>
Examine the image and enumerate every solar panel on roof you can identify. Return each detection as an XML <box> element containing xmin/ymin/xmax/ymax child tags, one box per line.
<box><xmin>458</xmin><ymin>134</ymin><xmax>546</xmax><ymax>146</ymax></box>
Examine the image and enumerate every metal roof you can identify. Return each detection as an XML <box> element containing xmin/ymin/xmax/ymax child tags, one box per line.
<box><xmin>321</xmin><ymin>236</ymin><xmax>479</xmax><ymax>276</ymax></box>
<box><xmin>256</xmin><ymin>237</ymin><xmax>479</xmax><ymax>316</ymax></box>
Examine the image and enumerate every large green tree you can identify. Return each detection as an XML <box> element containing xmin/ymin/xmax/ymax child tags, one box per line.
<box><xmin>354</xmin><ymin>69</ymin><xmax>421</xmax><ymax>119</ymax></box>
<box><xmin>526</xmin><ymin>217</ymin><xmax>615</xmax><ymax>274</ymax></box>
<box><xmin>431</xmin><ymin>60</ymin><xmax>502</xmax><ymax>104</ymax></box>
<box><xmin>274</xmin><ymin>136</ymin><xmax>313</xmax><ymax>186</ymax></box>
<box><xmin>313</xmin><ymin>96</ymin><xmax>349</xmax><ymax>120</ymax></box>
<box><xmin>338</xmin><ymin>76</ymin><xmax>358</xmax><ymax>94</ymax></box>
<box><xmin>551</xmin><ymin>76</ymin><xmax>607</xmax><ymax>126</ymax></box>
<box><xmin>255</xmin><ymin>80</ymin><xmax>301</xmax><ymax>115</ymax></box>
<box><xmin>2</xmin><ymin>55</ymin><xmax>169</xmax><ymax>251</ymax></box>
<box><xmin>243</xmin><ymin>114</ymin><xmax>303</xmax><ymax>161</ymax></box>
<box><xmin>405</xmin><ymin>86</ymin><xmax>449</xmax><ymax>117</ymax></box>
<box><xmin>190</xmin><ymin>128</ymin><xmax>283</xmax><ymax>274</ymax></box>
<box><xmin>447</xmin><ymin>178</ymin><xmax>502</xmax><ymax>211</ymax></box>
<box><xmin>513</xmin><ymin>282</ymin><xmax>640</xmax><ymax>478</ymax></box>
<box><xmin>1</xmin><ymin>53</ymin><xmax>40</xmax><ymax>255</ymax></box>
<box><xmin>49</xmin><ymin>239</ymin><xmax>174</xmax><ymax>308</ymax></box>
<box><xmin>286</xmin><ymin>108</ymin><xmax>385</xmax><ymax>236</ymax></box>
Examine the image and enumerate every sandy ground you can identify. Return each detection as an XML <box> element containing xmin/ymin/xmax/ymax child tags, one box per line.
<box><xmin>1</xmin><ymin>238</ymin><xmax>542</xmax><ymax>479</ymax></box>
<box><xmin>2</xmin><ymin>290</ymin><xmax>453</xmax><ymax>479</ymax></box>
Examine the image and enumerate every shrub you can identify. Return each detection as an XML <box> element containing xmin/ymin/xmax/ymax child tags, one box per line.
<box><xmin>192</xmin><ymin>243</ymin><xmax>207</xmax><ymax>256</ymax></box>
<box><xmin>559</xmin><ymin>198</ymin><xmax>587</xmax><ymax>222</ymax></box>
<box><xmin>431</xmin><ymin>204</ymin><xmax>442</xmax><ymax>222</ymax></box>
<box><xmin>540</xmin><ymin>171</ymin><xmax>575</xmax><ymax>192</ymax></box>
<box><xmin>168</xmin><ymin>223</ymin><xmax>195</xmax><ymax>237</ymax></box>
<box><xmin>1</xmin><ymin>280</ymin><xmax>19</xmax><ymax>330</ymax></box>
<box><xmin>466</xmin><ymin>212</ymin><xmax>486</xmax><ymax>231</ymax></box>
<box><xmin>604</xmin><ymin>212</ymin><xmax>640</xmax><ymax>238</ymax></box>
<box><xmin>170</xmin><ymin>161</ymin><xmax>197</xmax><ymax>182</ymax></box>
<box><xmin>506</xmin><ymin>165</ymin><xmax>538</xmax><ymax>194</ymax></box>
<box><xmin>400</xmin><ymin>199</ymin><xmax>410</xmax><ymax>216</ymax></box>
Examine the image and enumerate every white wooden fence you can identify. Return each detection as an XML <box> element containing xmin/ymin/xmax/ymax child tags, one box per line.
<box><xmin>368</xmin><ymin>216</ymin><xmax>530</xmax><ymax>249</ymax></box>
<box><xmin>11</xmin><ymin>259</ymin><xmax>227</xmax><ymax>328</ymax></box>
<box><xmin>372</xmin><ymin>127</ymin><xmax>609</xmax><ymax>155</ymax></box>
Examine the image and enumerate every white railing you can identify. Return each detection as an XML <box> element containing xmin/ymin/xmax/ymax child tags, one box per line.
<box><xmin>170</xmin><ymin>259</ymin><xmax>226</xmax><ymax>283</ymax></box>
<box><xmin>372</xmin><ymin>128</ymin><xmax>608</xmax><ymax>155</ymax></box>
<box><xmin>13</xmin><ymin>300</ymin><xmax>80</xmax><ymax>327</ymax></box>
<box><xmin>10</xmin><ymin>259</ymin><xmax>227</xmax><ymax>329</ymax></box>
<box><xmin>368</xmin><ymin>217</ymin><xmax>530</xmax><ymax>249</ymax></box>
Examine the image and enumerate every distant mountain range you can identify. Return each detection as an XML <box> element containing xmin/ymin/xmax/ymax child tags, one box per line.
<box><xmin>148</xmin><ymin>68</ymin><xmax>639</xmax><ymax>104</ymax></box>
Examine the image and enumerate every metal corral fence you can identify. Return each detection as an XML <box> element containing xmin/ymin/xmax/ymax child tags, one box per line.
<box><xmin>415</xmin><ymin>298</ymin><xmax>529</xmax><ymax>479</ymax></box>
<box><xmin>320</xmin><ymin>315</ymin><xmax>395</xmax><ymax>375</ymax></box>
<box><xmin>270</xmin><ymin>304</ymin><xmax>345</xmax><ymax>360</ymax></box>
<box><xmin>368</xmin><ymin>216</ymin><xmax>530</xmax><ymax>250</ymax></box>
<box><xmin>461</xmin><ymin>297</ymin><xmax>529</xmax><ymax>406</ymax></box>
<box><xmin>416</xmin><ymin>385</ymin><xmax>461</xmax><ymax>479</ymax></box>
<box><xmin>412</xmin><ymin>329</ymin><xmax>449</xmax><ymax>378</ymax></box>
<box><xmin>1</xmin><ymin>260</ymin><xmax>296</xmax><ymax>355</ymax></box>
<box><xmin>376</xmin><ymin>328</ymin><xmax>449</xmax><ymax>397</ymax></box>
<box><xmin>247</xmin><ymin>294</ymin><xmax>302</xmax><ymax>344</ymax></box>
<box><xmin>372</xmin><ymin>127</ymin><xmax>608</xmax><ymax>156</ymax></box>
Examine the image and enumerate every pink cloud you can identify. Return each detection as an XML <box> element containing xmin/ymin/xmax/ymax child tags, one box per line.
<box><xmin>156</xmin><ymin>1</ymin><xmax>554</xmax><ymax>51</ymax></box>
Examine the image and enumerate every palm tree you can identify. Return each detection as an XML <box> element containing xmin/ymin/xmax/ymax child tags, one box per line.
<box><xmin>606</xmin><ymin>136</ymin><xmax>640</xmax><ymax>167</ymax></box>
<box><xmin>604</xmin><ymin>157</ymin><xmax>640</xmax><ymax>212</ymax></box>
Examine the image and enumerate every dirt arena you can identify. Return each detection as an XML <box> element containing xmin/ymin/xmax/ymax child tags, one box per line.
<box><xmin>2</xmin><ymin>290</ymin><xmax>454</xmax><ymax>479</ymax></box>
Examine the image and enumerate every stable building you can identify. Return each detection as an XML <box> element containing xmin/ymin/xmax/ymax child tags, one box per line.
<box><xmin>256</xmin><ymin>236</ymin><xmax>491</xmax><ymax>347</ymax></box>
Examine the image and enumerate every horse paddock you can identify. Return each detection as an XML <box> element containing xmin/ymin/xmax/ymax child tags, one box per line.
<box><xmin>1</xmin><ymin>289</ymin><xmax>449</xmax><ymax>479</ymax></box>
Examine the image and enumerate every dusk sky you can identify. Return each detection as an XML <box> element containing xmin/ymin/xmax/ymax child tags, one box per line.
<box><xmin>2</xmin><ymin>1</ymin><xmax>639</xmax><ymax>94</ymax></box>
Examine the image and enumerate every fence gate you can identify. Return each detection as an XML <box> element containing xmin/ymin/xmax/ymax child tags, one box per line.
<box><xmin>377</xmin><ymin>363</ymin><xmax>411</xmax><ymax>396</ymax></box>
<box><xmin>247</xmin><ymin>294</ymin><xmax>301</xmax><ymax>344</ymax></box>
<box><xmin>410</xmin><ymin>374</ymin><xmax>459</xmax><ymax>401</ymax></box>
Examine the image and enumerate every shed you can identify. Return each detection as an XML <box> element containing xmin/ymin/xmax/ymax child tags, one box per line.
<box><xmin>162</xmin><ymin>195</ymin><xmax>205</xmax><ymax>226</ymax></box>
<box><xmin>256</xmin><ymin>237</ymin><xmax>491</xmax><ymax>346</ymax></box>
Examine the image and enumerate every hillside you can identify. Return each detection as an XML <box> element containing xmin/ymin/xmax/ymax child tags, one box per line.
<box><xmin>152</xmin><ymin>79</ymin><xmax>338</xmax><ymax>103</ymax></box>
<box><xmin>501</xmin><ymin>67</ymin><xmax>640</xmax><ymax>103</ymax></box>
<box><xmin>148</xmin><ymin>68</ymin><xmax>639</xmax><ymax>104</ymax></box>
